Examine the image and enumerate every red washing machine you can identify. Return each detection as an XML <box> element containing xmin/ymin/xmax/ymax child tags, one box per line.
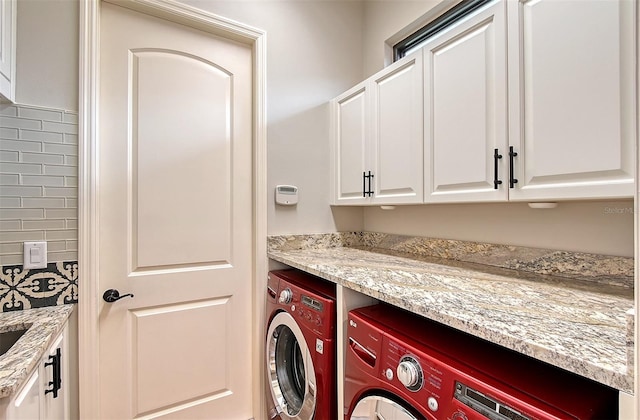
<box><xmin>266</xmin><ymin>270</ymin><xmax>336</xmax><ymax>419</ymax></box>
<box><xmin>345</xmin><ymin>304</ymin><xmax>618</xmax><ymax>420</ymax></box>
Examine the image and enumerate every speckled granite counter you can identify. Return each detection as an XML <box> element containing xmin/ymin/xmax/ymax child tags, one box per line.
<box><xmin>0</xmin><ymin>305</ymin><xmax>74</xmax><ymax>398</ymax></box>
<box><xmin>268</xmin><ymin>233</ymin><xmax>635</xmax><ymax>393</ymax></box>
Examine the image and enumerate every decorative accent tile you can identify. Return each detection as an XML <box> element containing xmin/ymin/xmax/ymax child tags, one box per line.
<box><xmin>0</xmin><ymin>261</ymin><xmax>77</xmax><ymax>312</ymax></box>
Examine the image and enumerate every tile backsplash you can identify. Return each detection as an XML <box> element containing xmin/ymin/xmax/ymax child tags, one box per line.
<box><xmin>0</xmin><ymin>103</ymin><xmax>78</xmax><ymax>266</ymax></box>
<box><xmin>0</xmin><ymin>261</ymin><xmax>78</xmax><ymax>312</ymax></box>
<box><xmin>0</xmin><ymin>103</ymin><xmax>79</xmax><ymax>311</ymax></box>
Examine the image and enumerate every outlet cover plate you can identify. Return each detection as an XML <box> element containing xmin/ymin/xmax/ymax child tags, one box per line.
<box><xmin>23</xmin><ymin>241</ymin><xmax>47</xmax><ymax>269</ymax></box>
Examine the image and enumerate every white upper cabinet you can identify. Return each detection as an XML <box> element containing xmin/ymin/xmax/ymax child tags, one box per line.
<box><xmin>506</xmin><ymin>0</ymin><xmax>635</xmax><ymax>201</ymax></box>
<box><xmin>331</xmin><ymin>50</ymin><xmax>423</xmax><ymax>205</ymax></box>
<box><xmin>424</xmin><ymin>0</ymin><xmax>507</xmax><ymax>203</ymax></box>
<box><xmin>0</xmin><ymin>0</ymin><xmax>16</xmax><ymax>102</ymax></box>
<box><xmin>330</xmin><ymin>0</ymin><xmax>635</xmax><ymax>206</ymax></box>
<box><xmin>332</xmin><ymin>82</ymin><xmax>369</xmax><ymax>205</ymax></box>
<box><xmin>371</xmin><ymin>51</ymin><xmax>424</xmax><ymax>204</ymax></box>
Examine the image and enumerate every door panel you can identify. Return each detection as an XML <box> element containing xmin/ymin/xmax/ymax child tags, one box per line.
<box><xmin>334</xmin><ymin>85</ymin><xmax>368</xmax><ymax>204</ymax></box>
<box><xmin>433</xmin><ymin>23</ymin><xmax>491</xmax><ymax>187</ymax></box>
<box><xmin>7</xmin><ymin>370</ymin><xmax>41</xmax><ymax>420</ymax></box>
<box><xmin>132</xmin><ymin>50</ymin><xmax>232</xmax><ymax>270</ymax></box>
<box><xmin>99</xmin><ymin>3</ymin><xmax>253</xmax><ymax>419</ymax></box>
<box><xmin>424</xmin><ymin>0</ymin><xmax>507</xmax><ymax>203</ymax></box>
<box><xmin>507</xmin><ymin>0</ymin><xmax>635</xmax><ymax>200</ymax></box>
<box><xmin>372</xmin><ymin>52</ymin><xmax>423</xmax><ymax>204</ymax></box>
<box><xmin>132</xmin><ymin>299</ymin><xmax>230</xmax><ymax>415</ymax></box>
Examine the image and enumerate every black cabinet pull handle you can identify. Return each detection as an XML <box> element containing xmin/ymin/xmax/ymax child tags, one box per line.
<box><xmin>103</xmin><ymin>289</ymin><xmax>134</xmax><ymax>303</ymax></box>
<box><xmin>509</xmin><ymin>146</ymin><xmax>518</xmax><ymax>188</ymax></box>
<box><xmin>362</xmin><ymin>172</ymin><xmax>366</xmax><ymax>198</ymax></box>
<box><xmin>366</xmin><ymin>171</ymin><xmax>374</xmax><ymax>197</ymax></box>
<box><xmin>45</xmin><ymin>348</ymin><xmax>62</xmax><ymax>398</ymax></box>
<box><xmin>493</xmin><ymin>149</ymin><xmax>503</xmax><ymax>189</ymax></box>
<box><xmin>362</xmin><ymin>171</ymin><xmax>374</xmax><ymax>197</ymax></box>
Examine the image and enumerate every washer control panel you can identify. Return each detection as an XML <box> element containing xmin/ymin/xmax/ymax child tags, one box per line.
<box><xmin>397</xmin><ymin>355</ymin><xmax>423</xmax><ymax>391</ymax></box>
<box><xmin>278</xmin><ymin>288</ymin><xmax>293</xmax><ymax>304</ymax></box>
<box><xmin>381</xmin><ymin>337</ymin><xmax>445</xmax><ymax>416</ymax></box>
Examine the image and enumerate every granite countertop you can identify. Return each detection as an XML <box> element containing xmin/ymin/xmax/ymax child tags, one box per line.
<box><xmin>268</xmin><ymin>233</ymin><xmax>634</xmax><ymax>393</ymax></box>
<box><xmin>0</xmin><ymin>305</ymin><xmax>74</xmax><ymax>399</ymax></box>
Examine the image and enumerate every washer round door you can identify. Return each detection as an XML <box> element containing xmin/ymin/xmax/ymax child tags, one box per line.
<box><xmin>267</xmin><ymin>311</ymin><xmax>316</xmax><ymax>419</ymax></box>
<box><xmin>350</xmin><ymin>395</ymin><xmax>419</xmax><ymax>420</ymax></box>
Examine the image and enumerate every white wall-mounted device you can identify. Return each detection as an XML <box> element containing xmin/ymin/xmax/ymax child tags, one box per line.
<box><xmin>24</xmin><ymin>241</ymin><xmax>47</xmax><ymax>269</ymax></box>
<box><xmin>275</xmin><ymin>185</ymin><xmax>298</xmax><ymax>206</ymax></box>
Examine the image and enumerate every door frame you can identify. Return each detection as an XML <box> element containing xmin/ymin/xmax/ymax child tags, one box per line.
<box><xmin>78</xmin><ymin>0</ymin><xmax>267</xmax><ymax>417</ymax></box>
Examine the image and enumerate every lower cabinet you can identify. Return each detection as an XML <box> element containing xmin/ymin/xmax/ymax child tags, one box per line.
<box><xmin>4</xmin><ymin>371</ymin><xmax>40</xmax><ymax>420</ymax></box>
<box><xmin>1</xmin><ymin>321</ymin><xmax>70</xmax><ymax>420</ymax></box>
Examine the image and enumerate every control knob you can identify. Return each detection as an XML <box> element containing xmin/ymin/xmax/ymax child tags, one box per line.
<box><xmin>278</xmin><ymin>288</ymin><xmax>293</xmax><ymax>304</ymax></box>
<box><xmin>397</xmin><ymin>356</ymin><xmax>423</xmax><ymax>391</ymax></box>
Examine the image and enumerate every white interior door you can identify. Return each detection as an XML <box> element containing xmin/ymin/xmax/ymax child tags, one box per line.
<box><xmin>98</xmin><ymin>2</ymin><xmax>253</xmax><ymax>418</ymax></box>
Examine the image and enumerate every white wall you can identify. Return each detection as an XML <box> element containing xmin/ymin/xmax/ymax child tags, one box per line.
<box><xmin>178</xmin><ymin>0</ymin><xmax>366</xmax><ymax>235</ymax></box>
<box><xmin>362</xmin><ymin>0</ymin><xmax>440</xmax><ymax>77</ymax></box>
<box><xmin>16</xmin><ymin>0</ymin><xmax>78</xmax><ymax>111</ymax></box>
<box><xmin>12</xmin><ymin>0</ymin><xmax>367</xmax><ymax>238</ymax></box>
<box><xmin>364</xmin><ymin>201</ymin><xmax>634</xmax><ymax>257</ymax></box>
<box><xmin>11</xmin><ymin>0</ymin><xmax>634</xmax><ymax>256</ymax></box>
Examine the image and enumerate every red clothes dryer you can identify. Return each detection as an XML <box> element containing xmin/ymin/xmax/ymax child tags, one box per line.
<box><xmin>266</xmin><ymin>270</ymin><xmax>336</xmax><ymax>420</ymax></box>
<box><xmin>345</xmin><ymin>304</ymin><xmax>618</xmax><ymax>420</ymax></box>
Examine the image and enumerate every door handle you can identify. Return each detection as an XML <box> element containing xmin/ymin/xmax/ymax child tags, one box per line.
<box><xmin>103</xmin><ymin>289</ymin><xmax>134</xmax><ymax>303</ymax></box>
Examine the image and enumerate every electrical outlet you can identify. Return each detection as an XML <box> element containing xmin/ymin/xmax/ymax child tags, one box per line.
<box><xmin>23</xmin><ymin>241</ymin><xmax>47</xmax><ymax>269</ymax></box>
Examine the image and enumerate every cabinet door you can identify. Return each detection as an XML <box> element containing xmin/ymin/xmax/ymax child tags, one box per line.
<box><xmin>424</xmin><ymin>0</ymin><xmax>508</xmax><ymax>203</ymax></box>
<box><xmin>507</xmin><ymin>0</ymin><xmax>635</xmax><ymax>200</ymax></box>
<box><xmin>0</xmin><ymin>0</ymin><xmax>16</xmax><ymax>102</ymax></box>
<box><xmin>5</xmin><ymin>370</ymin><xmax>41</xmax><ymax>420</ymax></box>
<box><xmin>331</xmin><ymin>82</ymin><xmax>369</xmax><ymax>205</ymax></box>
<box><xmin>41</xmin><ymin>330</ymin><xmax>69</xmax><ymax>420</ymax></box>
<box><xmin>371</xmin><ymin>50</ymin><xmax>424</xmax><ymax>204</ymax></box>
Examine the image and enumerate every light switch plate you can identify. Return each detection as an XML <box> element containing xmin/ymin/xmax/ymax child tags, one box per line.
<box><xmin>23</xmin><ymin>241</ymin><xmax>47</xmax><ymax>269</ymax></box>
